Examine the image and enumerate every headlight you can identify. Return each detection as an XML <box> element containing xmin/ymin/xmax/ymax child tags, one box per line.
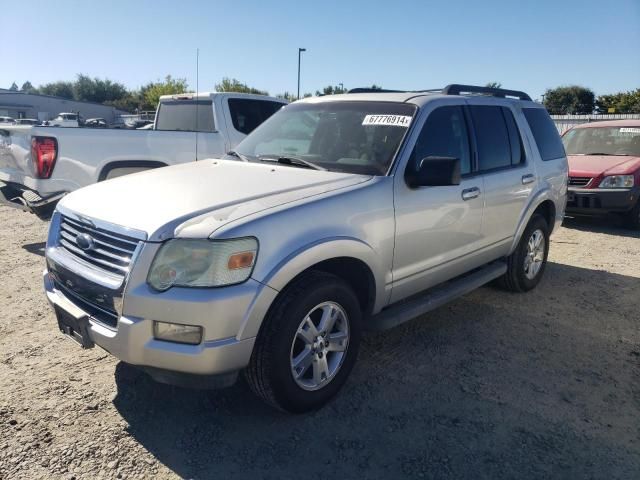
<box><xmin>598</xmin><ymin>175</ymin><xmax>634</xmax><ymax>188</ymax></box>
<box><xmin>147</xmin><ymin>237</ymin><xmax>258</xmax><ymax>291</ymax></box>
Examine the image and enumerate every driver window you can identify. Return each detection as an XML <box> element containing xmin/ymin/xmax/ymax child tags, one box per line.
<box><xmin>410</xmin><ymin>106</ymin><xmax>471</xmax><ymax>175</ymax></box>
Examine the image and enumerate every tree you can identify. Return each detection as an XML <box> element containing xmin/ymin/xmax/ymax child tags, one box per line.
<box><xmin>9</xmin><ymin>82</ymin><xmax>18</xmax><ymax>91</ymax></box>
<box><xmin>20</xmin><ymin>81</ymin><xmax>36</xmax><ymax>93</ymax></box>
<box><xmin>485</xmin><ymin>82</ymin><xmax>502</xmax><ymax>89</ymax></box>
<box><xmin>215</xmin><ymin>77</ymin><xmax>268</xmax><ymax>95</ymax></box>
<box><xmin>543</xmin><ymin>86</ymin><xmax>595</xmax><ymax>115</ymax></box>
<box><xmin>142</xmin><ymin>75</ymin><xmax>188</xmax><ymax>109</ymax></box>
<box><xmin>314</xmin><ymin>85</ymin><xmax>348</xmax><ymax>96</ymax></box>
<box><xmin>38</xmin><ymin>81</ymin><xmax>75</xmax><ymax>99</ymax></box>
<box><xmin>596</xmin><ymin>89</ymin><xmax>640</xmax><ymax>114</ymax></box>
<box><xmin>73</xmin><ymin>74</ymin><xmax>128</xmax><ymax>104</ymax></box>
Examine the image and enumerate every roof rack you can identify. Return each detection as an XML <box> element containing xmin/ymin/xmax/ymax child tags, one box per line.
<box><xmin>347</xmin><ymin>84</ymin><xmax>532</xmax><ymax>101</ymax></box>
<box><xmin>347</xmin><ymin>88</ymin><xmax>405</xmax><ymax>94</ymax></box>
<box><xmin>442</xmin><ymin>84</ymin><xmax>532</xmax><ymax>101</ymax></box>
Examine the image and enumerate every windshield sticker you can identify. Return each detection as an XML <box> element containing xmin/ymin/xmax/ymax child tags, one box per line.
<box><xmin>362</xmin><ymin>114</ymin><xmax>412</xmax><ymax>127</ymax></box>
<box><xmin>619</xmin><ymin>127</ymin><xmax>640</xmax><ymax>134</ymax></box>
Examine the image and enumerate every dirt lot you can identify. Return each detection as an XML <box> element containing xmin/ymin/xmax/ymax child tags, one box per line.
<box><xmin>0</xmin><ymin>205</ymin><xmax>638</xmax><ymax>479</ymax></box>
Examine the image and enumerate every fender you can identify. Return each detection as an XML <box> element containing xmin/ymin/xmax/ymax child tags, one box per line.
<box><xmin>236</xmin><ymin>237</ymin><xmax>389</xmax><ymax>340</ymax></box>
<box><xmin>509</xmin><ymin>188</ymin><xmax>557</xmax><ymax>254</ymax></box>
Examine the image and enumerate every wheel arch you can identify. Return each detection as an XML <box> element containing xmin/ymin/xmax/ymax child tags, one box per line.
<box><xmin>98</xmin><ymin>160</ymin><xmax>168</xmax><ymax>182</ymax></box>
<box><xmin>510</xmin><ymin>191</ymin><xmax>558</xmax><ymax>254</ymax></box>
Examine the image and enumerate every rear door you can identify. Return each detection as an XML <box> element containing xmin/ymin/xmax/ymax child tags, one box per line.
<box><xmin>467</xmin><ymin>100</ymin><xmax>535</xmax><ymax>254</ymax></box>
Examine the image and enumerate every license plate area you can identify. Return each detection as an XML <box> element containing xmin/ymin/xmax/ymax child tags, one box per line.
<box><xmin>55</xmin><ymin>306</ymin><xmax>95</xmax><ymax>349</ymax></box>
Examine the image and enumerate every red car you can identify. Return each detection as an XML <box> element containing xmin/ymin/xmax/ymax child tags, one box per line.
<box><xmin>563</xmin><ymin>120</ymin><xmax>640</xmax><ymax>229</ymax></box>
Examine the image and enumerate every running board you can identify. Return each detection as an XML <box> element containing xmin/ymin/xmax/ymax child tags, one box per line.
<box><xmin>368</xmin><ymin>260</ymin><xmax>507</xmax><ymax>331</ymax></box>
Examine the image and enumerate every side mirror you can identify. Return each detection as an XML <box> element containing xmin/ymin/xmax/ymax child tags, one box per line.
<box><xmin>406</xmin><ymin>156</ymin><xmax>461</xmax><ymax>188</ymax></box>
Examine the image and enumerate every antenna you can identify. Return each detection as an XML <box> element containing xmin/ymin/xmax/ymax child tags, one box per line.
<box><xmin>195</xmin><ymin>47</ymin><xmax>199</xmax><ymax>161</ymax></box>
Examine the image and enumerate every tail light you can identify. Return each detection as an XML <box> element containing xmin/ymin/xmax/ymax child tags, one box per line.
<box><xmin>31</xmin><ymin>136</ymin><xmax>58</xmax><ymax>179</ymax></box>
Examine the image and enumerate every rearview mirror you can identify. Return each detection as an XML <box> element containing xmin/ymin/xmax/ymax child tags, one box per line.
<box><xmin>405</xmin><ymin>156</ymin><xmax>461</xmax><ymax>188</ymax></box>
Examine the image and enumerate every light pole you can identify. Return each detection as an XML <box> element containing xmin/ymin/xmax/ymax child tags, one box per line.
<box><xmin>297</xmin><ymin>48</ymin><xmax>306</xmax><ymax>99</ymax></box>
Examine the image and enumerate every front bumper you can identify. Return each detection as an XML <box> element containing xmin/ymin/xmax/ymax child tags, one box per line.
<box><xmin>44</xmin><ymin>270</ymin><xmax>259</xmax><ymax>388</ymax></box>
<box><xmin>565</xmin><ymin>186</ymin><xmax>639</xmax><ymax>216</ymax></box>
<box><xmin>0</xmin><ymin>180</ymin><xmax>64</xmax><ymax>219</ymax></box>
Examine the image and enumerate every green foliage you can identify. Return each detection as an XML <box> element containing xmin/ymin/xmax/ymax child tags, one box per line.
<box><xmin>38</xmin><ymin>81</ymin><xmax>75</xmax><ymax>99</ymax></box>
<box><xmin>20</xmin><ymin>81</ymin><xmax>35</xmax><ymax>93</ymax></box>
<box><xmin>370</xmin><ymin>84</ymin><xmax>382</xmax><ymax>90</ymax></box>
<box><xmin>595</xmin><ymin>89</ymin><xmax>640</xmax><ymax>114</ymax></box>
<box><xmin>543</xmin><ymin>85</ymin><xmax>595</xmax><ymax>114</ymax></box>
<box><xmin>485</xmin><ymin>82</ymin><xmax>502</xmax><ymax>89</ymax></box>
<box><xmin>215</xmin><ymin>78</ymin><xmax>268</xmax><ymax>95</ymax></box>
<box><xmin>73</xmin><ymin>74</ymin><xmax>128</xmax><ymax>104</ymax></box>
<box><xmin>141</xmin><ymin>76</ymin><xmax>188</xmax><ymax>110</ymax></box>
<box><xmin>9</xmin><ymin>82</ymin><xmax>18</xmax><ymax>91</ymax></box>
<box><xmin>315</xmin><ymin>85</ymin><xmax>347</xmax><ymax>96</ymax></box>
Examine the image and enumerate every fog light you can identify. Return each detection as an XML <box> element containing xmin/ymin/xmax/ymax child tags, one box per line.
<box><xmin>153</xmin><ymin>321</ymin><xmax>203</xmax><ymax>345</ymax></box>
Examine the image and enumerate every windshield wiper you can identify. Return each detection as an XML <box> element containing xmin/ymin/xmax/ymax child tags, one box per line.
<box><xmin>258</xmin><ymin>155</ymin><xmax>326</xmax><ymax>171</ymax></box>
<box><xmin>584</xmin><ymin>152</ymin><xmax>614</xmax><ymax>156</ymax></box>
<box><xmin>226</xmin><ymin>150</ymin><xmax>252</xmax><ymax>162</ymax></box>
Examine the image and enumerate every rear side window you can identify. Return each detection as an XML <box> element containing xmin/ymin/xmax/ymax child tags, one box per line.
<box><xmin>470</xmin><ymin>106</ymin><xmax>513</xmax><ymax>171</ymax></box>
<box><xmin>523</xmin><ymin>108</ymin><xmax>565</xmax><ymax>161</ymax></box>
<box><xmin>155</xmin><ymin>100</ymin><xmax>215</xmax><ymax>133</ymax></box>
<box><xmin>228</xmin><ymin>99</ymin><xmax>285</xmax><ymax>135</ymax></box>
<box><xmin>410</xmin><ymin>106</ymin><xmax>471</xmax><ymax>175</ymax></box>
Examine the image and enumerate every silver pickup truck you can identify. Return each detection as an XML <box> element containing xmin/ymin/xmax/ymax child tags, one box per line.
<box><xmin>43</xmin><ymin>85</ymin><xmax>568</xmax><ymax>412</ymax></box>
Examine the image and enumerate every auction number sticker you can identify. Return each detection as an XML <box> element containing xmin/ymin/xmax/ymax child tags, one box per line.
<box><xmin>619</xmin><ymin>127</ymin><xmax>640</xmax><ymax>133</ymax></box>
<box><xmin>362</xmin><ymin>114</ymin><xmax>412</xmax><ymax>127</ymax></box>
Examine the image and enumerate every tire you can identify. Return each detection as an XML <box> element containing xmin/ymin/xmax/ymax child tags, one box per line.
<box><xmin>497</xmin><ymin>214</ymin><xmax>550</xmax><ymax>292</ymax></box>
<box><xmin>622</xmin><ymin>200</ymin><xmax>640</xmax><ymax>230</ymax></box>
<box><xmin>245</xmin><ymin>271</ymin><xmax>362</xmax><ymax>413</ymax></box>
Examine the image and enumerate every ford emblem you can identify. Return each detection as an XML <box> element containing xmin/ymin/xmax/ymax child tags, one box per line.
<box><xmin>76</xmin><ymin>233</ymin><xmax>95</xmax><ymax>251</ymax></box>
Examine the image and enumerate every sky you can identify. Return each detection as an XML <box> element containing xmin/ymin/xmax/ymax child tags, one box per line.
<box><xmin>2</xmin><ymin>0</ymin><xmax>639</xmax><ymax>101</ymax></box>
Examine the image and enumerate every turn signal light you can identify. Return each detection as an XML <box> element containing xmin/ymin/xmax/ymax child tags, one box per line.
<box><xmin>227</xmin><ymin>251</ymin><xmax>255</xmax><ymax>270</ymax></box>
<box><xmin>31</xmin><ymin>136</ymin><xmax>58</xmax><ymax>179</ymax></box>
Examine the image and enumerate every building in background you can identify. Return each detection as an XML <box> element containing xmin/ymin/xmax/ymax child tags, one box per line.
<box><xmin>0</xmin><ymin>89</ymin><xmax>129</xmax><ymax>123</ymax></box>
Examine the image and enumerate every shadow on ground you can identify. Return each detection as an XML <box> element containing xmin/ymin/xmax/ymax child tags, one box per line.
<box><xmin>113</xmin><ymin>261</ymin><xmax>640</xmax><ymax>479</ymax></box>
<box><xmin>562</xmin><ymin>216</ymin><xmax>640</xmax><ymax>239</ymax></box>
<box><xmin>22</xmin><ymin>241</ymin><xmax>46</xmax><ymax>257</ymax></box>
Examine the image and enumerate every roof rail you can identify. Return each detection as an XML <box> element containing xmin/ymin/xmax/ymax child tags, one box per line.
<box><xmin>442</xmin><ymin>84</ymin><xmax>532</xmax><ymax>101</ymax></box>
<box><xmin>348</xmin><ymin>88</ymin><xmax>405</xmax><ymax>94</ymax></box>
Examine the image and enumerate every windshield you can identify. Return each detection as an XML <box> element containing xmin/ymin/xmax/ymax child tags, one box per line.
<box><xmin>155</xmin><ymin>100</ymin><xmax>215</xmax><ymax>132</ymax></box>
<box><xmin>232</xmin><ymin>101</ymin><xmax>417</xmax><ymax>175</ymax></box>
<box><xmin>563</xmin><ymin>126</ymin><xmax>640</xmax><ymax>156</ymax></box>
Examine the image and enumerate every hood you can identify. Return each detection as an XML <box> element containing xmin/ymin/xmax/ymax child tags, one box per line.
<box><xmin>59</xmin><ymin>159</ymin><xmax>371</xmax><ymax>240</ymax></box>
<box><xmin>568</xmin><ymin>155</ymin><xmax>640</xmax><ymax>177</ymax></box>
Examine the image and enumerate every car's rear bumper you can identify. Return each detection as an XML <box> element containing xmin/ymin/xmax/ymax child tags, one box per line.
<box><xmin>0</xmin><ymin>181</ymin><xmax>64</xmax><ymax>219</ymax></box>
<box><xmin>565</xmin><ymin>186</ymin><xmax>639</xmax><ymax>216</ymax></box>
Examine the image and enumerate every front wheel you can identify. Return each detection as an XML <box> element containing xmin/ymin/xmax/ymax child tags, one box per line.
<box><xmin>498</xmin><ymin>214</ymin><xmax>550</xmax><ymax>292</ymax></box>
<box><xmin>245</xmin><ymin>271</ymin><xmax>362</xmax><ymax>413</ymax></box>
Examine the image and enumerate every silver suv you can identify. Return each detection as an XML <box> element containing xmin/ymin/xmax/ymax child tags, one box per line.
<box><xmin>44</xmin><ymin>85</ymin><xmax>568</xmax><ymax>412</ymax></box>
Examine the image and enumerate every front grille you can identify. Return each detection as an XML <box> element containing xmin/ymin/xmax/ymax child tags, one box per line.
<box><xmin>568</xmin><ymin>176</ymin><xmax>592</xmax><ymax>187</ymax></box>
<box><xmin>53</xmin><ymin>279</ymin><xmax>119</xmax><ymax>328</ymax></box>
<box><xmin>58</xmin><ymin>215</ymin><xmax>140</xmax><ymax>279</ymax></box>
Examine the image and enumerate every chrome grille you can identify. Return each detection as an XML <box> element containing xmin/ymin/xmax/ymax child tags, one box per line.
<box><xmin>58</xmin><ymin>215</ymin><xmax>140</xmax><ymax>278</ymax></box>
<box><xmin>568</xmin><ymin>176</ymin><xmax>592</xmax><ymax>187</ymax></box>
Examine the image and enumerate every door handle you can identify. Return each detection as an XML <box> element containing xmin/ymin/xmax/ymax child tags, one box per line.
<box><xmin>461</xmin><ymin>187</ymin><xmax>481</xmax><ymax>201</ymax></box>
<box><xmin>522</xmin><ymin>174</ymin><xmax>535</xmax><ymax>185</ymax></box>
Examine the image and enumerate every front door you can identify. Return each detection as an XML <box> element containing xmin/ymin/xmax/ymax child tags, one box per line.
<box><xmin>392</xmin><ymin>102</ymin><xmax>485</xmax><ymax>303</ymax></box>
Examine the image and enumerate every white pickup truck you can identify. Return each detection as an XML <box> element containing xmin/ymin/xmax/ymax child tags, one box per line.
<box><xmin>0</xmin><ymin>92</ymin><xmax>286</xmax><ymax>218</ymax></box>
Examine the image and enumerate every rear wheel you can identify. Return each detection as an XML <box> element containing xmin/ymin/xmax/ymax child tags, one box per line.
<box><xmin>245</xmin><ymin>271</ymin><xmax>361</xmax><ymax>413</ymax></box>
<box><xmin>498</xmin><ymin>214</ymin><xmax>550</xmax><ymax>292</ymax></box>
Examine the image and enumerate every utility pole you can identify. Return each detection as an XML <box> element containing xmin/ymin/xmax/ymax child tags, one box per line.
<box><xmin>297</xmin><ymin>48</ymin><xmax>306</xmax><ymax>99</ymax></box>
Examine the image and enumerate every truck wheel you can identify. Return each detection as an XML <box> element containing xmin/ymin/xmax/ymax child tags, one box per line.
<box><xmin>498</xmin><ymin>214</ymin><xmax>549</xmax><ymax>292</ymax></box>
<box><xmin>245</xmin><ymin>271</ymin><xmax>361</xmax><ymax>413</ymax></box>
<box><xmin>622</xmin><ymin>201</ymin><xmax>640</xmax><ymax>229</ymax></box>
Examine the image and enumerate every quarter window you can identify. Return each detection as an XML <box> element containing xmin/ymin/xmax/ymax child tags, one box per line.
<box><xmin>410</xmin><ymin>106</ymin><xmax>471</xmax><ymax>175</ymax></box>
<box><xmin>523</xmin><ymin>108</ymin><xmax>565</xmax><ymax>161</ymax></box>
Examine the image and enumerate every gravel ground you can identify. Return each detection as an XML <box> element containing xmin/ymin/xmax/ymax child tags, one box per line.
<box><xmin>0</xmin><ymin>206</ymin><xmax>638</xmax><ymax>479</ymax></box>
